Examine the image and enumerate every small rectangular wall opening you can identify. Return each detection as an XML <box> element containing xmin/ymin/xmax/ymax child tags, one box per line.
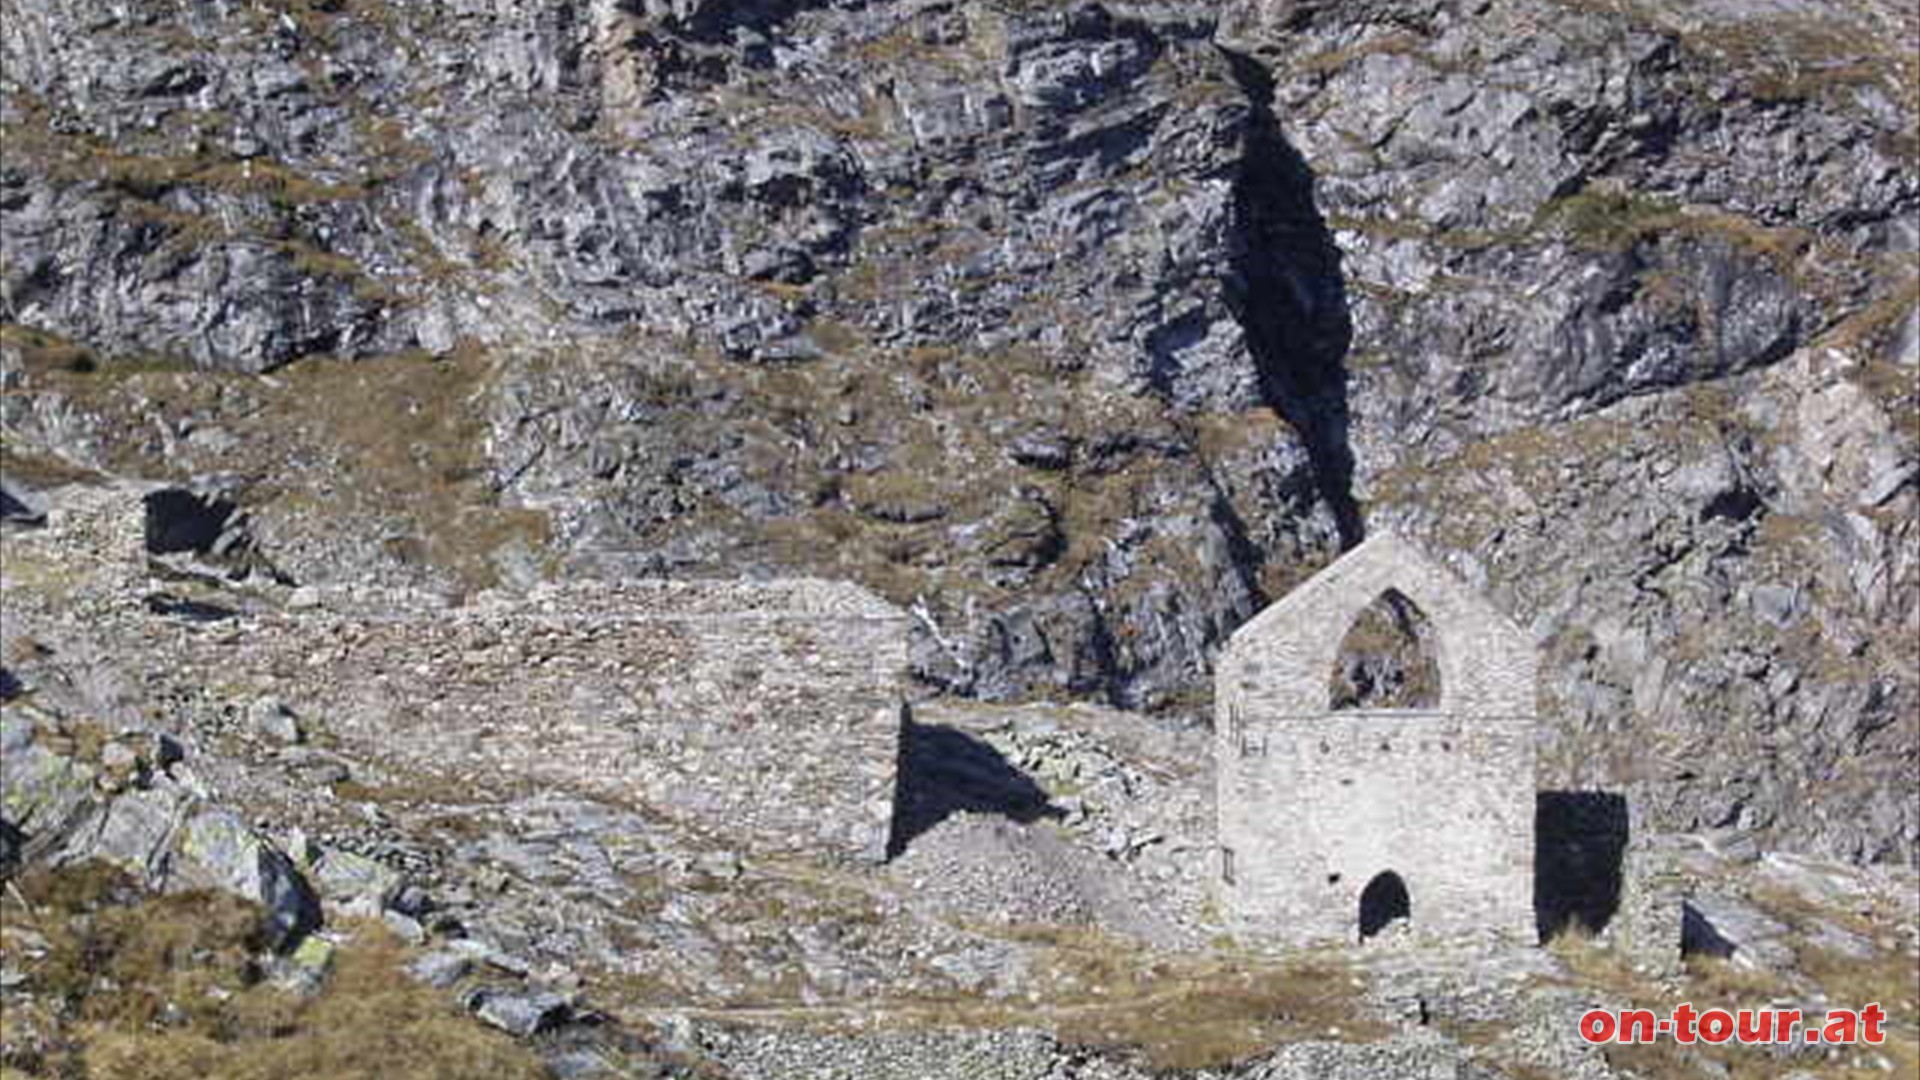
<box><xmin>1220</xmin><ymin>845</ymin><xmax>1236</xmax><ymax>884</ymax></box>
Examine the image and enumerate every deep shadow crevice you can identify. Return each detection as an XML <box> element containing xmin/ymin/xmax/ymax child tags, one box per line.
<box><xmin>1218</xmin><ymin>47</ymin><xmax>1362</xmax><ymax>549</ymax></box>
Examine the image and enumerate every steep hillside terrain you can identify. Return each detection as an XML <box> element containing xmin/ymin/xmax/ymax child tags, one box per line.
<box><xmin>2</xmin><ymin>0</ymin><xmax>1915</xmax><ymax>956</ymax></box>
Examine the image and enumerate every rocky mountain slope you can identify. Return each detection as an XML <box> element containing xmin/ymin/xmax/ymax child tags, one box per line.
<box><xmin>2</xmin><ymin>0</ymin><xmax>1916</xmax><ymax>962</ymax></box>
<box><xmin>5</xmin><ymin>631</ymin><xmax>1917</xmax><ymax>1078</ymax></box>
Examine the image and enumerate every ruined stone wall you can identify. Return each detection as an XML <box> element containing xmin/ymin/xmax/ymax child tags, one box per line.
<box><xmin>1607</xmin><ymin>800</ymin><xmax>1690</xmax><ymax>978</ymax></box>
<box><xmin>2</xmin><ymin>487</ymin><xmax>908</xmax><ymax>863</ymax></box>
<box><xmin>1217</xmin><ymin>712</ymin><xmax>1535</xmax><ymax>944</ymax></box>
<box><xmin>1215</xmin><ymin>533</ymin><xmax>1537</xmax><ymax>947</ymax></box>
<box><xmin>164</xmin><ymin>582</ymin><xmax>908</xmax><ymax>862</ymax></box>
<box><xmin>1218</xmin><ymin>539</ymin><xmax>1537</xmax><ymax>723</ymax></box>
<box><xmin>0</xmin><ymin>481</ymin><xmax>147</xmax><ymax>606</ymax></box>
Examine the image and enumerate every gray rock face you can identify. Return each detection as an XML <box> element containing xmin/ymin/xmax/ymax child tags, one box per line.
<box><xmin>247</xmin><ymin>696</ymin><xmax>303</xmax><ymax>745</ymax></box>
<box><xmin>0</xmin><ymin>0</ymin><xmax>1335</xmax><ymax>713</ymax></box>
<box><xmin>0</xmin><ymin>699</ymin><xmax>322</xmax><ymax>951</ymax></box>
<box><xmin>0</xmin><ymin>475</ymin><xmax>48</xmax><ymax>526</ymax></box>
<box><xmin>409</xmin><ymin>949</ymin><xmax>475</xmax><ymax>990</ymax></box>
<box><xmin>2</xmin><ymin>0</ymin><xmax>1914</xmax><ymax>866</ymax></box>
<box><xmin>1215</xmin><ymin>0</ymin><xmax>1920</xmax><ymax>867</ymax></box>
<box><xmin>469</xmin><ymin>987</ymin><xmax>572</xmax><ymax>1038</ymax></box>
<box><xmin>309</xmin><ymin>846</ymin><xmax>404</xmax><ymax>912</ymax></box>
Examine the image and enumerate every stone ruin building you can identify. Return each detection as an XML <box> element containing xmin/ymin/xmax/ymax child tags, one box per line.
<box><xmin>1</xmin><ymin>482</ymin><xmax>908</xmax><ymax>863</ymax></box>
<box><xmin>1213</xmin><ymin>531</ymin><xmax>1539</xmax><ymax>947</ymax></box>
<box><xmin>9</xmin><ymin>483</ymin><xmax>1683</xmax><ymax>963</ymax></box>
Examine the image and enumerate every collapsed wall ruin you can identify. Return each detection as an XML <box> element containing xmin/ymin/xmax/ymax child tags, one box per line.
<box><xmin>2</xmin><ymin>483</ymin><xmax>907</xmax><ymax>863</ymax></box>
<box><xmin>6</xmin><ymin>485</ymin><xmax>1684</xmax><ymax>962</ymax></box>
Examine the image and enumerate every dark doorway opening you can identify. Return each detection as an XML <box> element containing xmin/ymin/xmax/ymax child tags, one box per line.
<box><xmin>1359</xmin><ymin>870</ymin><xmax>1411</xmax><ymax>940</ymax></box>
<box><xmin>143</xmin><ymin>488</ymin><xmax>236</xmax><ymax>555</ymax></box>
<box><xmin>1534</xmin><ymin>791</ymin><xmax>1629</xmax><ymax>942</ymax></box>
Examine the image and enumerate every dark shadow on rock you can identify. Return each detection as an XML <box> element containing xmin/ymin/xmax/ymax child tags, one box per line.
<box><xmin>1535</xmin><ymin>790</ymin><xmax>1629</xmax><ymax>942</ymax></box>
<box><xmin>1219</xmin><ymin>48</ymin><xmax>1362</xmax><ymax>549</ymax></box>
<box><xmin>0</xmin><ymin>818</ymin><xmax>24</xmax><ymax>875</ymax></box>
<box><xmin>1</xmin><ymin>476</ymin><xmax>48</xmax><ymax>527</ymax></box>
<box><xmin>0</xmin><ymin>666</ymin><xmax>23</xmax><ymax>702</ymax></box>
<box><xmin>144</xmin><ymin>592</ymin><xmax>239</xmax><ymax>622</ymax></box>
<box><xmin>257</xmin><ymin>846</ymin><xmax>322</xmax><ymax>954</ymax></box>
<box><xmin>885</xmin><ymin>713</ymin><xmax>1061</xmax><ymax>859</ymax></box>
<box><xmin>143</xmin><ymin>488</ymin><xmax>236</xmax><ymax>555</ymax></box>
<box><xmin>1681</xmin><ymin>901</ymin><xmax>1737</xmax><ymax>960</ymax></box>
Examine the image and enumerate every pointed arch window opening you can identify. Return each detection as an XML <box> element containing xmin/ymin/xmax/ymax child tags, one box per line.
<box><xmin>1328</xmin><ymin>588</ymin><xmax>1442</xmax><ymax>712</ymax></box>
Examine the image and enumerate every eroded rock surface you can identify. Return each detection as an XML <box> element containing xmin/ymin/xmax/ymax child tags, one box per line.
<box><xmin>2</xmin><ymin>0</ymin><xmax>1918</xmax><ymax>1073</ymax></box>
<box><xmin>3</xmin><ymin>0</ymin><xmax>1913</xmax><ymax>867</ymax></box>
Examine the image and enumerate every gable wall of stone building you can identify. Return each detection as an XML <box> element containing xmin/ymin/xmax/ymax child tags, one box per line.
<box><xmin>1218</xmin><ymin>713</ymin><xmax>1535</xmax><ymax>944</ymax></box>
<box><xmin>1214</xmin><ymin>533</ymin><xmax>1537</xmax><ymax>946</ymax></box>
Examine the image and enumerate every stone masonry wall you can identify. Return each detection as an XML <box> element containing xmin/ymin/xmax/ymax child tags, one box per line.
<box><xmin>1216</xmin><ymin>532</ymin><xmax>1537</xmax><ymax>946</ymax></box>
<box><xmin>1218</xmin><ymin>712</ymin><xmax>1535</xmax><ymax>945</ymax></box>
<box><xmin>1</xmin><ymin>485</ymin><xmax>908</xmax><ymax>863</ymax></box>
<box><xmin>166</xmin><ymin>584</ymin><xmax>909</xmax><ymax>863</ymax></box>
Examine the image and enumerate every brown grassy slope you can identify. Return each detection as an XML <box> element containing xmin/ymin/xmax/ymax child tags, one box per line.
<box><xmin>0</xmin><ymin>863</ymin><xmax>546</xmax><ymax>1080</ymax></box>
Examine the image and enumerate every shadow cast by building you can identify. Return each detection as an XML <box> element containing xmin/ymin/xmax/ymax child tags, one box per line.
<box><xmin>886</xmin><ymin>714</ymin><xmax>1061</xmax><ymax>859</ymax></box>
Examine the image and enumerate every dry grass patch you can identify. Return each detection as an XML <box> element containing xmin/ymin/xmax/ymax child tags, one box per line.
<box><xmin>1542</xmin><ymin>899</ymin><xmax>1919</xmax><ymax>1080</ymax></box>
<box><xmin>1832</xmin><ymin>284</ymin><xmax>1920</xmax><ymax>443</ymax></box>
<box><xmin>1192</xmin><ymin>407</ymin><xmax>1294</xmax><ymax>464</ymax></box>
<box><xmin>1</xmin><ymin>100</ymin><xmax>364</xmax><ymax>207</ymax></box>
<box><xmin>1051</xmin><ymin>955</ymin><xmax>1380</xmax><ymax>1072</ymax></box>
<box><xmin>0</xmin><ymin>439</ymin><xmax>103</xmax><ymax>490</ymax></box>
<box><xmin>1534</xmin><ymin>190</ymin><xmax>1812</xmax><ymax>271</ymax></box>
<box><xmin>1</xmin><ymin>862</ymin><xmax>546</xmax><ymax>1080</ymax></box>
<box><xmin>1541</xmin><ymin>924</ymin><xmax>1665</xmax><ymax>1001</ymax></box>
<box><xmin>270</xmin><ymin>346</ymin><xmax>553</xmax><ymax>591</ymax></box>
<box><xmin>1289</xmin><ymin>31</ymin><xmax>1434</xmax><ymax>77</ymax></box>
<box><xmin>924</xmin><ymin>927</ymin><xmax>1382</xmax><ymax>1073</ymax></box>
<box><xmin>0</xmin><ymin>325</ymin><xmax>192</xmax><ymax>381</ymax></box>
<box><xmin>4</xmin><ymin>330</ymin><xmax>555</xmax><ymax>602</ymax></box>
<box><xmin>1741</xmin><ymin>882</ymin><xmax>1920</xmax><ymax>1077</ymax></box>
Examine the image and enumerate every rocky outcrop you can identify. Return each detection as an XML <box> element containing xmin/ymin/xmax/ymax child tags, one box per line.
<box><xmin>0</xmin><ymin>0</ymin><xmax>1349</xmax><ymax>710</ymax></box>
<box><xmin>1228</xmin><ymin>0</ymin><xmax>1918</xmax><ymax>864</ymax></box>
<box><xmin>4</xmin><ymin>553</ymin><xmax>1918</xmax><ymax>1077</ymax></box>
<box><xmin>1</xmin><ymin>701</ymin><xmax>320</xmax><ymax>950</ymax></box>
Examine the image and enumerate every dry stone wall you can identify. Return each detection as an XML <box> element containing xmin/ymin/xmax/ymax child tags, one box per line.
<box><xmin>3</xmin><ymin>487</ymin><xmax>908</xmax><ymax>863</ymax></box>
<box><xmin>1215</xmin><ymin>532</ymin><xmax>1538</xmax><ymax>946</ymax></box>
<box><xmin>188</xmin><ymin>584</ymin><xmax>906</xmax><ymax>862</ymax></box>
